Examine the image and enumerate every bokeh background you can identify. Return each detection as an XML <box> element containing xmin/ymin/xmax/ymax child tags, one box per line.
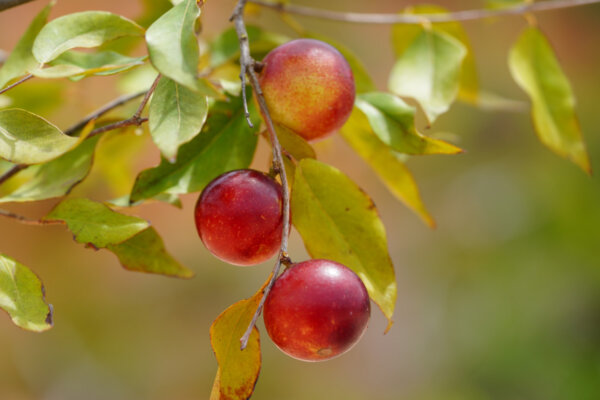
<box><xmin>1</xmin><ymin>0</ymin><xmax>600</xmax><ymax>399</ymax></box>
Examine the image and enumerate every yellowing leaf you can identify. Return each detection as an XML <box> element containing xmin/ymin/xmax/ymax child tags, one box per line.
<box><xmin>0</xmin><ymin>254</ymin><xmax>53</xmax><ymax>332</ymax></box>
<box><xmin>389</xmin><ymin>27</ymin><xmax>467</xmax><ymax>124</ymax></box>
<box><xmin>210</xmin><ymin>277</ymin><xmax>271</xmax><ymax>400</ymax></box>
<box><xmin>341</xmin><ymin>107</ymin><xmax>435</xmax><ymax>228</ymax></box>
<box><xmin>292</xmin><ymin>159</ymin><xmax>397</xmax><ymax>327</ymax></box>
<box><xmin>509</xmin><ymin>27</ymin><xmax>591</xmax><ymax>173</ymax></box>
<box><xmin>355</xmin><ymin>92</ymin><xmax>462</xmax><ymax>155</ymax></box>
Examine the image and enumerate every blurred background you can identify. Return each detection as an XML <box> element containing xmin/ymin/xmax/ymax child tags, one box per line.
<box><xmin>1</xmin><ymin>0</ymin><xmax>600</xmax><ymax>399</ymax></box>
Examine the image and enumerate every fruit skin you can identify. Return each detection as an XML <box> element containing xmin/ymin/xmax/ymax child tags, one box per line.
<box><xmin>263</xmin><ymin>259</ymin><xmax>371</xmax><ymax>361</ymax></box>
<box><xmin>194</xmin><ymin>169</ymin><xmax>283</xmax><ymax>266</ymax></box>
<box><xmin>258</xmin><ymin>38</ymin><xmax>356</xmax><ymax>142</ymax></box>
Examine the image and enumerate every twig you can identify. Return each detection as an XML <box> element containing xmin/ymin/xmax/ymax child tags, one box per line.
<box><xmin>87</xmin><ymin>117</ymin><xmax>149</xmax><ymax>138</ymax></box>
<box><xmin>0</xmin><ymin>164</ymin><xmax>26</xmax><ymax>186</ymax></box>
<box><xmin>0</xmin><ymin>209</ymin><xmax>61</xmax><ymax>225</ymax></box>
<box><xmin>132</xmin><ymin>74</ymin><xmax>161</xmax><ymax>120</ymax></box>
<box><xmin>0</xmin><ymin>74</ymin><xmax>33</xmax><ymax>95</ymax></box>
<box><xmin>65</xmin><ymin>90</ymin><xmax>147</xmax><ymax>136</ymax></box>
<box><xmin>232</xmin><ymin>0</ymin><xmax>291</xmax><ymax>350</ymax></box>
<box><xmin>249</xmin><ymin>0</ymin><xmax>600</xmax><ymax>24</ymax></box>
<box><xmin>0</xmin><ymin>0</ymin><xmax>36</xmax><ymax>12</ymax></box>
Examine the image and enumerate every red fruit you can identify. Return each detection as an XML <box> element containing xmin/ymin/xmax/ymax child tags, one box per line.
<box><xmin>263</xmin><ymin>259</ymin><xmax>371</xmax><ymax>361</ymax></box>
<box><xmin>194</xmin><ymin>169</ymin><xmax>283</xmax><ymax>266</ymax></box>
<box><xmin>258</xmin><ymin>38</ymin><xmax>356</xmax><ymax>141</ymax></box>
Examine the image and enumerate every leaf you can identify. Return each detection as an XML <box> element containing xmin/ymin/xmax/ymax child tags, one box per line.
<box><xmin>0</xmin><ymin>108</ymin><xmax>80</xmax><ymax>164</ymax></box>
<box><xmin>33</xmin><ymin>11</ymin><xmax>144</xmax><ymax>64</ymax></box>
<box><xmin>341</xmin><ymin>108</ymin><xmax>434</xmax><ymax>227</ymax></box>
<box><xmin>149</xmin><ymin>76</ymin><xmax>209</xmax><ymax>161</ymax></box>
<box><xmin>0</xmin><ymin>2</ymin><xmax>53</xmax><ymax>89</ymax></box>
<box><xmin>0</xmin><ymin>129</ymin><xmax>99</xmax><ymax>203</ymax></box>
<box><xmin>210</xmin><ymin>277</ymin><xmax>270</xmax><ymax>400</ymax></box>
<box><xmin>508</xmin><ymin>27</ymin><xmax>591</xmax><ymax>173</ymax></box>
<box><xmin>392</xmin><ymin>5</ymin><xmax>478</xmax><ymax>103</ymax></box>
<box><xmin>305</xmin><ymin>32</ymin><xmax>376</xmax><ymax>94</ymax></box>
<box><xmin>107</xmin><ymin>227</ymin><xmax>193</xmax><ymax>278</ymax></box>
<box><xmin>146</xmin><ymin>0</ymin><xmax>203</xmax><ymax>91</ymax></box>
<box><xmin>130</xmin><ymin>93</ymin><xmax>260</xmax><ymax>203</ymax></box>
<box><xmin>388</xmin><ymin>28</ymin><xmax>467</xmax><ymax>124</ymax></box>
<box><xmin>0</xmin><ymin>254</ymin><xmax>53</xmax><ymax>332</ymax></box>
<box><xmin>273</xmin><ymin>123</ymin><xmax>316</xmax><ymax>161</ymax></box>
<box><xmin>292</xmin><ymin>158</ymin><xmax>397</xmax><ymax>327</ymax></box>
<box><xmin>31</xmin><ymin>51</ymin><xmax>146</xmax><ymax>79</ymax></box>
<box><xmin>44</xmin><ymin>198</ymin><xmax>149</xmax><ymax>248</ymax></box>
<box><xmin>355</xmin><ymin>92</ymin><xmax>462</xmax><ymax>155</ymax></box>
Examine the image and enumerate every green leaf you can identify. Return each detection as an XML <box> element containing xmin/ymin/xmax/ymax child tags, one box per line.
<box><xmin>486</xmin><ymin>0</ymin><xmax>526</xmax><ymax>9</ymax></box>
<box><xmin>0</xmin><ymin>2</ymin><xmax>53</xmax><ymax>88</ymax></box>
<box><xmin>356</xmin><ymin>92</ymin><xmax>462</xmax><ymax>155</ymax></box>
<box><xmin>292</xmin><ymin>158</ymin><xmax>397</xmax><ymax>327</ymax></box>
<box><xmin>130</xmin><ymin>93</ymin><xmax>260</xmax><ymax>203</ymax></box>
<box><xmin>31</xmin><ymin>51</ymin><xmax>145</xmax><ymax>79</ymax></box>
<box><xmin>508</xmin><ymin>27</ymin><xmax>591</xmax><ymax>173</ymax></box>
<box><xmin>305</xmin><ymin>32</ymin><xmax>376</xmax><ymax>94</ymax></box>
<box><xmin>44</xmin><ymin>198</ymin><xmax>149</xmax><ymax>248</ymax></box>
<box><xmin>0</xmin><ymin>254</ymin><xmax>53</xmax><ymax>332</ymax></box>
<box><xmin>0</xmin><ymin>132</ymin><xmax>99</xmax><ymax>203</ymax></box>
<box><xmin>341</xmin><ymin>107</ymin><xmax>434</xmax><ymax>228</ymax></box>
<box><xmin>137</xmin><ymin>0</ymin><xmax>174</xmax><ymax>28</ymax></box>
<box><xmin>209</xmin><ymin>25</ymin><xmax>289</xmax><ymax>69</ymax></box>
<box><xmin>210</xmin><ymin>279</ymin><xmax>267</xmax><ymax>400</ymax></box>
<box><xmin>393</xmin><ymin>5</ymin><xmax>478</xmax><ymax>103</ymax></box>
<box><xmin>33</xmin><ymin>11</ymin><xmax>144</xmax><ymax>64</ymax></box>
<box><xmin>146</xmin><ymin>0</ymin><xmax>202</xmax><ymax>91</ymax></box>
<box><xmin>273</xmin><ymin>123</ymin><xmax>316</xmax><ymax>161</ymax></box>
<box><xmin>107</xmin><ymin>227</ymin><xmax>193</xmax><ymax>278</ymax></box>
<box><xmin>388</xmin><ymin>28</ymin><xmax>467</xmax><ymax>124</ymax></box>
<box><xmin>149</xmin><ymin>76</ymin><xmax>209</xmax><ymax>161</ymax></box>
<box><xmin>0</xmin><ymin>109</ymin><xmax>80</xmax><ymax>164</ymax></box>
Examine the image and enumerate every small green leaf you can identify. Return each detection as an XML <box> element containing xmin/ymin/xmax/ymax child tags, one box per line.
<box><xmin>0</xmin><ymin>254</ymin><xmax>53</xmax><ymax>332</ymax></box>
<box><xmin>31</xmin><ymin>51</ymin><xmax>145</xmax><ymax>79</ymax></box>
<box><xmin>149</xmin><ymin>76</ymin><xmax>209</xmax><ymax>161</ymax></box>
<box><xmin>356</xmin><ymin>92</ymin><xmax>462</xmax><ymax>155</ymax></box>
<box><xmin>33</xmin><ymin>11</ymin><xmax>144</xmax><ymax>64</ymax></box>
<box><xmin>0</xmin><ymin>134</ymin><xmax>100</xmax><ymax>203</ymax></box>
<box><xmin>107</xmin><ymin>227</ymin><xmax>193</xmax><ymax>278</ymax></box>
<box><xmin>44</xmin><ymin>198</ymin><xmax>149</xmax><ymax>248</ymax></box>
<box><xmin>130</xmin><ymin>93</ymin><xmax>260</xmax><ymax>203</ymax></box>
<box><xmin>341</xmin><ymin>108</ymin><xmax>434</xmax><ymax>227</ymax></box>
<box><xmin>0</xmin><ymin>109</ymin><xmax>80</xmax><ymax>164</ymax></box>
<box><xmin>509</xmin><ymin>27</ymin><xmax>591</xmax><ymax>173</ymax></box>
<box><xmin>273</xmin><ymin>123</ymin><xmax>316</xmax><ymax>161</ymax></box>
<box><xmin>0</xmin><ymin>2</ymin><xmax>53</xmax><ymax>88</ymax></box>
<box><xmin>210</xmin><ymin>278</ymin><xmax>268</xmax><ymax>400</ymax></box>
<box><xmin>292</xmin><ymin>159</ymin><xmax>397</xmax><ymax>327</ymax></box>
<box><xmin>146</xmin><ymin>0</ymin><xmax>202</xmax><ymax>91</ymax></box>
<box><xmin>388</xmin><ymin>28</ymin><xmax>467</xmax><ymax>124</ymax></box>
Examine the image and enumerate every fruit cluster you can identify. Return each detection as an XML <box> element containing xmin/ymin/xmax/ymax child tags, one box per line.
<box><xmin>194</xmin><ymin>39</ymin><xmax>369</xmax><ymax>361</ymax></box>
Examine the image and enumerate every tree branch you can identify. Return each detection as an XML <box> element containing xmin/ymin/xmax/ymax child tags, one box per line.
<box><xmin>231</xmin><ymin>0</ymin><xmax>291</xmax><ymax>350</ymax></box>
<box><xmin>249</xmin><ymin>0</ymin><xmax>600</xmax><ymax>24</ymax></box>
<box><xmin>0</xmin><ymin>74</ymin><xmax>33</xmax><ymax>95</ymax></box>
<box><xmin>0</xmin><ymin>0</ymin><xmax>36</xmax><ymax>12</ymax></box>
<box><xmin>0</xmin><ymin>209</ymin><xmax>61</xmax><ymax>225</ymax></box>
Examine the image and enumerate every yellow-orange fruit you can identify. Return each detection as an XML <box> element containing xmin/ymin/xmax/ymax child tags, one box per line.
<box><xmin>258</xmin><ymin>39</ymin><xmax>356</xmax><ymax>141</ymax></box>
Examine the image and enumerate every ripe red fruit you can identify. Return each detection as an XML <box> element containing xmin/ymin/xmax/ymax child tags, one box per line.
<box><xmin>263</xmin><ymin>259</ymin><xmax>371</xmax><ymax>361</ymax></box>
<box><xmin>194</xmin><ymin>169</ymin><xmax>283</xmax><ymax>266</ymax></box>
<box><xmin>258</xmin><ymin>38</ymin><xmax>356</xmax><ymax>142</ymax></box>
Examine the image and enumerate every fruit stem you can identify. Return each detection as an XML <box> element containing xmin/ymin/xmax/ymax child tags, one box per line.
<box><xmin>231</xmin><ymin>0</ymin><xmax>292</xmax><ymax>351</ymax></box>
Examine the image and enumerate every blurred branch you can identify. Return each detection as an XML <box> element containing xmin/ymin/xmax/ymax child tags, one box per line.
<box><xmin>0</xmin><ymin>74</ymin><xmax>33</xmax><ymax>95</ymax></box>
<box><xmin>249</xmin><ymin>0</ymin><xmax>600</xmax><ymax>24</ymax></box>
<box><xmin>0</xmin><ymin>209</ymin><xmax>61</xmax><ymax>225</ymax></box>
<box><xmin>231</xmin><ymin>0</ymin><xmax>291</xmax><ymax>351</ymax></box>
<box><xmin>0</xmin><ymin>0</ymin><xmax>37</xmax><ymax>12</ymax></box>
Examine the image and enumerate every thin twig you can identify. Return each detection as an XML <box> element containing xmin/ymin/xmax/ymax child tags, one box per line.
<box><xmin>133</xmin><ymin>74</ymin><xmax>161</xmax><ymax>120</ymax></box>
<box><xmin>232</xmin><ymin>0</ymin><xmax>291</xmax><ymax>351</ymax></box>
<box><xmin>87</xmin><ymin>117</ymin><xmax>149</xmax><ymax>138</ymax></box>
<box><xmin>0</xmin><ymin>0</ymin><xmax>36</xmax><ymax>12</ymax></box>
<box><xmin>0</xmin><ymin>164</ymin><xmax>27</xmax><ymax>186</ymax></box>
<box><xmin>0</xmin><ymin>74</ymin><xmax>33</xmax><ymax>95</ymax></box>
<box><xmin>249</xmin><ymin>0</ymin><xmax>600</xmax><ymax>24</ymax></box>
<box><xmin>65</xmin><ymin>90</ymin><xmax>147</xmax><ymax>136</ymax></box>
<box><xmin>0</xmin><ymin>209</ymin><xmax>61</xmax><ymax>225</ymax></box>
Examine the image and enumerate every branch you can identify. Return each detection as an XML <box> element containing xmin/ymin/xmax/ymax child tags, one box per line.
<box><xmin>0</xmin><ymin>164</ymin><xmax>27</xmax><ymax>186</ymax></box>
<box><xmin>0</xmin><ymin>0</ymin><xmax>36</xmax><ymax>12</ymax></box>
<box><xmin>231</xmin><ymin>0</ymin><xmax>291</xmax><ymax>350</ymax></box>
<box><xmin>0</xmin><ymin>209</ymin><xmax>61</xmax><ymax>225</ymax></box>
<box><xmin>0</xmin><ymin>74</ymin><xmax>33</xmax><ymax>95</ymax></box>
<box><xmin>249</xmin><ymin>0</ymin><xmax>600</xmax><ymax>24</ymax></box>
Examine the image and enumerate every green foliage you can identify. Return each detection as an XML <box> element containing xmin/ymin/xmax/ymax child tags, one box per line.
<box><xmin>291</xmin><ymin>158</ymin><xmax>397</xmax><ymax>326</ymax></box>
<box><xmin>0</xmin><ymin>254</ymin><xmax>52</xmax><ymax>332</ymax></box>
<box><xmin>32</xmin><ymin>51</ymin><xmax>146</xmax><ymax>79</ymax></box>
